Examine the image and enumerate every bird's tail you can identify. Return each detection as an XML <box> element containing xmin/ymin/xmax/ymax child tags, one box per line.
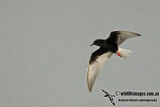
<box><xmin>118</xmin><ymin>48</ymin><xmax>132</xmax><ymax>59</ymax></box>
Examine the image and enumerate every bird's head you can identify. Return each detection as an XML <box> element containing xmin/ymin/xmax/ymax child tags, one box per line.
<box><xmin>90</xmin><ymin>39</ymin><xmax>105</xmax><ymax>47</ymax></box>
<box><xmin>104</xmin><ymin>95</ymin><xmax>108</xmax><ymax>97</ymax></box>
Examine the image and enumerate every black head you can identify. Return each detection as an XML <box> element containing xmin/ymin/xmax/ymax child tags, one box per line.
<box><xmin>90</xmin><ymin>39</ymin><xmax>105</xmax><ymax>47</ymax></box>
<box><xmin>104</xmin><ymin>95</ymin><xmax>108</xmax><ymax>97</ymax></box>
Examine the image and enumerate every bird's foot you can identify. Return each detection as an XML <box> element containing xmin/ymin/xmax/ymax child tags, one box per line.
<box><xmin>116</xmin><ymin>51</ymin><xmax>121</xmax><ymax>57</ymax></box>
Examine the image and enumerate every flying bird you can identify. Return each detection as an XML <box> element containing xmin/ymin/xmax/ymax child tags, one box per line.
<box><xmin>102</xmin><ymin>89</ymin><xmax>115</xmax><ymax>106</ymax></box>
<box><xmin>87</xmin><ymin>31</ymin><xmax>141</xmax><ymax>92</ymax></box>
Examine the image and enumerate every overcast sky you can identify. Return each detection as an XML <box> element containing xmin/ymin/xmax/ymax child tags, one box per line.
<box><xmin>0</xmin><ymin>0</ymin><xmax>160</xmax><ymax>107</ymax></box>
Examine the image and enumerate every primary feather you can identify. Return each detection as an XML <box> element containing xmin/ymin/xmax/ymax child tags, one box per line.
<box><xmin>110</xmin><ymin>31</ymin><xmax>141</xmax><ymax>45</ymax></box>
<box><xmin>87</xmin><ymin>51</ymin><xmax>113</xmax><ymax>92</ymax></box>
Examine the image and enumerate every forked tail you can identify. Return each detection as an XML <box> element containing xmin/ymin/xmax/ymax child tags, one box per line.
<box><xmin>118</xmin><ymin>48</ymin><xmax>132</xmax><ymax>59</ymax></box>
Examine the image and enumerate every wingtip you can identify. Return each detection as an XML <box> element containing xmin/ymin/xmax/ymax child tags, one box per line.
<box><xmin>88</xmin><ymin>85</ymin><xmax>92</xmax><ymax>92</ymax></box>
<box><xmin>88</xmin><ymin>88</ymin><xmax>92</xmax><ymax>92</ymax></box>
<box><xmin>131</xmin><ymin>31</ymin><xmax>141</xmax><ymax>36</ymax></box>
<box><xmin>87</xmin><ymin>77</ymin><xmax>92</xmax><ymax>92</ymax></box>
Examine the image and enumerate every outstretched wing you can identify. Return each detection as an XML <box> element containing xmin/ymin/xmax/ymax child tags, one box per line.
<box><xmin>109</xmin><ymin>31</ymin><xmax>141</xmax><ymax>45</ymax></box>
<box><xmin>102</xmin><ymin>89</ymin><xmax>109</xmax><ymax>95</ymax></box>
<box><xmin>108</xmin><ymin>95</ymin><xmax>115</xmax><ymax>106</ymax></box>
<box><xmin>87</xmin><ymin>48</ymin><xmax>113</xmax><ymax>92</ymax></box>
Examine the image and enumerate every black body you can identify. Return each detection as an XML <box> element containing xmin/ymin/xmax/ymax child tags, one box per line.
<box><xmin>89</xmin><ymin>31</ymin><xmax>119</xmax><ymax>64</ymax></box>
<box><xmin>102</xmin><ymin>89</ymin><xmax>115</xmax><ymax>106</ymax></box>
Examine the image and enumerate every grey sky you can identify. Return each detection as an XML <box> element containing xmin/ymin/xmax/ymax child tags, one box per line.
<box><xmin>0</xmin><ymin>0</ymin><xmax>160</xmax><ymax>107</ymax></box>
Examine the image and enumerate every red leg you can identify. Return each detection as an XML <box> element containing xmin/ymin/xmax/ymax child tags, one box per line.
<box><xmin>116</xmin><ymin>51</ymin><xmax>121</xmax><ymax>57</ymax></box>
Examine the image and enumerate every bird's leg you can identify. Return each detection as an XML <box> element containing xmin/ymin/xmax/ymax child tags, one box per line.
<box><xmin>116</xmin><ymin>50</ymin><xmax>121</xmax><ymax>57</ymax></box>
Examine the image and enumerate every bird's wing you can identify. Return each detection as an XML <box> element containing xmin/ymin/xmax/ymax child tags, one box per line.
<box><xmin>109</xmin><ymin>31</ymin><xmax>141</xmax><ymax>45</ymax></box>
<box><xmin>108</xmin><ymin>95</ymin><xmax>115</xmax><ymax>106</ymax></box>
<box><xmin>102</xmin><ymin>89</ymin><xmax>109</xmax><ymax>95</ymax></box>
<box><xmin>87</xmin><ymin>48</ymin><xmax>113</xmax><ymax>92</ymax></box>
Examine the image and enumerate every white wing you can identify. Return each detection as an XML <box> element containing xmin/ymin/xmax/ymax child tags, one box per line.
<box><xmin>116</xmin><ymin>31</ymin><xmax>141</xmax><ymax>45</ymax></box>
<box><xmin>87</xmin><ymin>52</ymin><xmax>113</xmax><ymax>92</ymax></box>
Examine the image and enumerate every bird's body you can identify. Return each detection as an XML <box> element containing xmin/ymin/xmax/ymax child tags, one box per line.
<box><xmin>87</xmin><ymin>31</ymin><xmax>141</xmax><ymax>92</ymax></box>
<box><xmin>102</xmin><ymin>89</ymin><xmax>115</xmax><ymax>106</ymax></box>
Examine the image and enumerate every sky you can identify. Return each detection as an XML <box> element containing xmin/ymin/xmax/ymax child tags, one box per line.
<box><xmin>0</xmin><ymin>0</ymin><xmax>160</xmax><ymax>107</ymax></box>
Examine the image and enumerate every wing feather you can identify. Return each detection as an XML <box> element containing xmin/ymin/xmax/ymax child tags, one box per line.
<box><xmin>109</xmin><ymin>31</ymin><xmax>141</xmax><ymax>45</ymax></box>
<box><xmin>117</xmin><ymin>31</ymin><xmax>141</xmax><ymax>45</ymax></box>
<box><xmin>87</xmin><ymin>51</ymin><xmax>113</xmax><ymax>92</ymax></box>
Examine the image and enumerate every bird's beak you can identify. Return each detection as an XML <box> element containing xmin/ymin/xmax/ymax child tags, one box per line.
<box><xmin>90</xmin><ymin>43</ymin><xmax>94</xmax><ymax>46</ymax></box>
